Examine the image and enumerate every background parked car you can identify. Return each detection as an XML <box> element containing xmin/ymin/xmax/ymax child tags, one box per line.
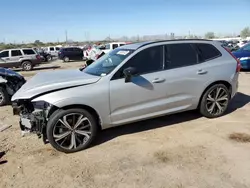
<box><xmin>58</xmin><ymin>47</ymin><xmax>84</xmax><ymax>62</ymax></box>
<box><xmin>0</xmin><ymin>68</ymin><xmax>25</xmax><ymax>106</ymax></box>
<box><xmin>100</xmin><ymin>42</ymin><xmax>126</xmax><ymax>54</ymax></box>
<box><xmin>0</xmin><ymin>48</ymin><xmax>42</xmax><ymax>71</ymax></box>
<box><xmin>232</xmin><ymin>42</ymin><xmax>250</xmax><ymax>69</ymax></box>
<box><xmin>43</xmin><ymin>46</ymin><xmax>60</xmax><ymax>58</ymax></box>
<box><xmin>35</xmin><ymin>48</ymin><xmax>52</xmax><ymax>62</ymax></box>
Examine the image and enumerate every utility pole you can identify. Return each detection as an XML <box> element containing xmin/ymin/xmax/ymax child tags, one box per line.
<box><xmin>65</xmin><ymin>30</ymin><xmax>68</xmax><ymax>44</ymax></box>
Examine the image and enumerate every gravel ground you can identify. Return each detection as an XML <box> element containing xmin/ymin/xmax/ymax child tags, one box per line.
<box><xmin>1</xmin><ymin>62</ymin><xmax>250</xmax><ymax>188</ymax></box>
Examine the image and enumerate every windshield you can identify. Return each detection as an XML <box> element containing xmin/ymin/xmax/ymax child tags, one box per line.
<box><xmin>83</xmin><ymin>48</ymin><xmax>134</xmax><ymax>76</ymax></box>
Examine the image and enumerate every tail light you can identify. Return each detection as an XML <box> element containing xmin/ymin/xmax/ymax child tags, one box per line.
<box><xmin>222</xmin><ymin>46</ymin><xmax>241</xmax><ymax>72</ymax></box>
<box><xmin>36</xmin><ymin>55</ymin><xmax>41</xmax><ymax>60</ymax></box>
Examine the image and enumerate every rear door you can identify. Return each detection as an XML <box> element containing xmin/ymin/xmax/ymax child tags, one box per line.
<box><xmin>0</xmin><ymin>50</ymin><xmax>11</xmax><ymax>68</ymax></box>
<box><xmin>9</xmin><ymin>50</ymin><xmax>23</xmax><ymax>67</ymax></box>
<box><xmin>162</xmin><ymin>42</ymin><xmax>223</xmax><ymax>110</ymax></box>
<box><xmin>160</xmin><ymin>43</ymin><xmax>209</xmax><ymax>111</ymax></box>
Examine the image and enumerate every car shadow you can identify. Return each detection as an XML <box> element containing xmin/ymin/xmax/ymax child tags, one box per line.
<box><xmin>226</xmin><ymin>92</ymin><xmax>250</xmax><ymax>114</ymax></box>
<box><xmin>14</xmin><ymin>65</ymin><xmax>61</xmax><ymax>72</ymax></box>
<box><xmin>0</xmin><ymin>151</ymin><xmax>7</xmax><ymax>165</ymax></box>
<box><xmin>93</xmin><ymin>92</ymin><xmax>250</xmax><ymax>147</ymax></box>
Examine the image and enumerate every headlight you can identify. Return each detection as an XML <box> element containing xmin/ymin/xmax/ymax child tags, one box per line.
<box><xmin>32</xmin><ymin>101</ymin><xmax>51</xmax><ymax>109</ymax></box>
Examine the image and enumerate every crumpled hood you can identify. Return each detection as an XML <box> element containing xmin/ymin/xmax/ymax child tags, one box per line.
<box><xmin>12</xmin><ymin>69</ymin><xmax>101</xmax><ymax>101</ymax></box>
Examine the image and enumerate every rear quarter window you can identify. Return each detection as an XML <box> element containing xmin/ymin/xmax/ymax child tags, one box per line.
<box><xmin>22</xmin><ymin>49</ymin><xmax>36</xmax><ymax>55</ymax></box>
<box><xmin>195</xmin><ymin>43</ymin><xmax>221</xmax><ymax>62</ymax></box>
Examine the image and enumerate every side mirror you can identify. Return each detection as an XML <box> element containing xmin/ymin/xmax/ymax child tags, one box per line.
<box><xmin>123</xmin><ymin>67</ymin><xmax>138</xmax><ymax>83</ymax></box>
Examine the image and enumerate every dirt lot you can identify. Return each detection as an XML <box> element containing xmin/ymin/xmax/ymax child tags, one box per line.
<box><xmin>1</xmin><ymin>61</ymin><xmax>250</xmax><ymax>188</ymax></box>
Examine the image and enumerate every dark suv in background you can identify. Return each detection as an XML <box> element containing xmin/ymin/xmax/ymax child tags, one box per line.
<box><xmin>58</xmin><ymin>47</ymin><xmax>83</xmax><ymax>62</ymax></box>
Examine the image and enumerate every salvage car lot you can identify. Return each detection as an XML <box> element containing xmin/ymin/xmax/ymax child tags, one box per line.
<box><xmin>0</xmin><ymin>61</ymin><xmax>250</xmax><ymax>188</ymax></box>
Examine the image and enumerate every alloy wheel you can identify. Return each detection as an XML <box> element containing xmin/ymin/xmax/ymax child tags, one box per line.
<box><xmin>23</xmin><ymin>63</ymin><xmax>32</xmax><ymax>70</ymax></box>
<box><xmin>52</xmin><ymin>113</ymin><xmax>92</xmax><ymax>150</ymax></box>
<box><xmin>206</xmin><ymin>87</ymin><xmax>229</xmax><ymax>116</ymax></box>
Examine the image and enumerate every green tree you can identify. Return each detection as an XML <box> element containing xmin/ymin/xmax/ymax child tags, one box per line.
<box><xmin>240</xmin><ymin>27</ymin><xmax>250</xmax><ymax>39</ymax></box>
<box><xmin>204</xmin><ymin>32</ymin><xmax>215</xmax><ymax>39</ymax></box>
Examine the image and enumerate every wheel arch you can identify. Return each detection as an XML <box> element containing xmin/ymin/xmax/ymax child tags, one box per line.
<box><xmin>198</xmin><ymin>80</ymin><xmax>232</xmax><ymax>109</ymax></box>
<box><xmin>48</xmin><ymin>104</ymin><xmax>102</xmax><ymax>130</ymax></box>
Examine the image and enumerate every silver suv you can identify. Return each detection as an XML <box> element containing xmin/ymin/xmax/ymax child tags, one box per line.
<box><xmin>12</xmin><ymin>40</ymin><xmax>240</xmax><ymax>153</ymax></box>
<box><xmin>0</xmin><ymin>48</ymin><xmax>42</xmax><ymax>71</ymax></box>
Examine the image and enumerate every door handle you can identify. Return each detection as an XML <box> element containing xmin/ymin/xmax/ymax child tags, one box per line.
<box><xmin>152</xmin><ymin>78</ymin><xmax>166</xmax><ymax>83</ymax></box>
<box><xmin>197</xmin><ymin>70</ymin><xmax>208</xmax><ymax>75</ymax></box>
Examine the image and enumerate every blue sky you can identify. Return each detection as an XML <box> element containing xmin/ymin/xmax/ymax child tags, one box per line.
<box><xmin>0</xmin><ymin>0</ymin><xmax>249</xmax><ymax>43</ymax></box>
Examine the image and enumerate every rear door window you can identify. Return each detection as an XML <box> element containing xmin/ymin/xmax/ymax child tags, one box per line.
<box><xmin>164</xmin><ymin>43</ymin><xmax>198</xmax><ymax>69</ymax></box>
<box><xmin>50</xmin><ymin>47</ymin><xmax>55</xmax><ymax>51</ymax></box>
<box><xmin>11</xmin><ymin>50</ymin><xmax>22</xmax><ymax>57</ymax></box>
<box><xmin>0</xmin><ymin>51</ymin><xmax>9</xmax><ymax>58</ymax></box>
<box><xmin>55</xmin><ymin>47</ymin><xmax>60</xmax><ymax>51</ymax></box>
<box><xmin>22</xmin><ymin>49</ymin><xmax>36</xmax><ymax>55</ymax></box>
<box><xmin>195</xmin><ymin>43</ymin><xmax>221</xmax><ymax>62</ymax></box>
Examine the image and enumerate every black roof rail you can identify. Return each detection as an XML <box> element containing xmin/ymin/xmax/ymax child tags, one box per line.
<box><xmin>138</xmin><ymin>39</ymin><xmax>213</xmax><ymax>49</ymax></box>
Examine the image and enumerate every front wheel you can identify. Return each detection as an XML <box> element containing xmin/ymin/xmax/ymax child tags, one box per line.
<box><xmin>199</xmin><ymin>84</ymin><xmax>230</xmax><ymax>118</ymax></box>
<box><xmin>46</xmin><ymin>108</ymin><xmax>98</xmax><ymax>153</ymax></box>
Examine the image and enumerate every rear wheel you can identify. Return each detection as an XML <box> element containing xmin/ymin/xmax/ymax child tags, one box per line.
<box><xmin>47</xmin><ymin>55</ymin><xmax>52</xmax><ymax>61</ymax></box>
<box><xmin>200</xmin><ymin>84</ymin><xmax>230</xmax><ymax>118</ymax></box>
<box><xmin>0</xmin><ymin>87</ymin><xmax>9</xmax><ymax>106</ymax></box>
<box><xmin>22</xmin><ymin>61</ymin><xmax>33</xmax><ymax>71</ymax></box>
<box><xmin>63</xmin><ymin>56</ymin><xmax>70</xmax><ymax>62</ymax></box>
<box><xmin>46</xmin><ymin>108</ymin><xmax>98</xmax><ymax>153</ymax></box>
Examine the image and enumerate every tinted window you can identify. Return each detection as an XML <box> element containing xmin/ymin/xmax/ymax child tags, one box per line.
<box><xmin>112</xmin><ymin>44</ymin><xmax>119</xmax><ymax>49</ymax></box>
<box><xmin>242</xmin><ymin>43</ymin><xmax>250</xmax><ymax>51</ymax></box>
<box><xmin>120</xmin><ymin>44</ymin><xmax>125</xmax><ymax>46</ymax></box>
<box><xmin>11</xmin><ymin>50</ymin><xmax>22</xmax><ymax>56</ymax></box>
<box><xmin>73</xmin><ymin>48</ymin><xmax>81</xmax><ymax>52</ymax></box>
<box><xmin>55</xmin><ymin>47</ymin><xmax>60</xmax><ymax>50</ymax></box>
<box><xmin>119</xmin><ymin>45</ymin><xmax>163</xmax><ymax>76</ymax></box>
<box><xmin>164</xmin><ymin>43</ymin><xmax>197</xmax><ymax>69</ymax></box>
<box><xmin>22</xmin><ymin>49</ymin><xmax>35</xmax><ymax>55</ymax></box>
<box><xmin>0</xmin><ymin>51</ymin><xmax>9</xmax><ymax>58</ymax></box>
<box><xmin>50</xmin><ymin>47</ymin><xmax>55</xmax><ymax>51</ymax></box>
<box><xmin>195</xmin><ymin>43</ymin><xmax>221</xmax><ymax>61</ymax></box>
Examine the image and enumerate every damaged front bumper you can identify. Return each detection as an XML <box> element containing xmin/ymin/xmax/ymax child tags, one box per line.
<box><xmin>12</xmin><ymin>100</ymin><xmax>52</xmax><ymax>142</ymax></box>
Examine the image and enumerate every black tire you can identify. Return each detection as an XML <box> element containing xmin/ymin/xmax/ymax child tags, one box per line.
<box><xmin>47</xmin><ymin>55</ymin><xmax>52</xmax><ymax>61</ymax></box>
<box><xmin>199</xmin><ymin>84</ymin><xmax>230</xmax><ymax>118</ymax></box>
<box><xmin>63</xmin><ymin>56</ymin><xmax>70</xmax><ymax>62</ymax></box>
<box><xmin>22</xmin><ymin>61</ymin><xmax>33</xmax><ymax>71</ymax></box>
<box><xmin>46</xmin><ymin>108</ymin><xmax>98</xmax><ymax>153</ymax></box>
<box><xmin>0</xmin><ymin>87</ymin><xmax>9</xmax><ymax>106</ymax></box>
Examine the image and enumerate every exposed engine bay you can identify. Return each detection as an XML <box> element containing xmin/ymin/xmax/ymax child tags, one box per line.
<box><xmin>0</xmin><ymin>68</ymin><xmax>26</xmax><ymax>106</ymax></box>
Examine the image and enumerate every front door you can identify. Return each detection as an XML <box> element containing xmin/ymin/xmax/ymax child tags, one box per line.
<box><xmin>109</xmin><ymin>45</ymin><xmax>168</xmax><ymax>125</ymax></box>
